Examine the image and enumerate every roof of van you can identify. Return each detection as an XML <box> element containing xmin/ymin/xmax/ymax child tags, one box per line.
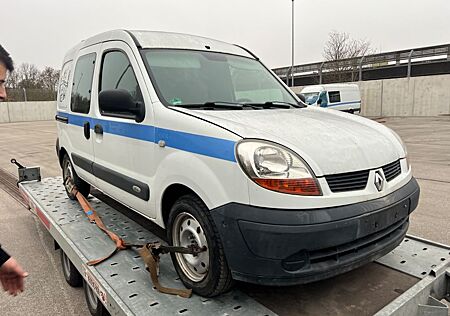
<box><xmin>301</xmin><ymin>83</ymin><xmax>359</xmax><ymax>93</ymax></box>
<box><xmin>64</xmin><ymin>29</ymin><xmax>254</xmax><ymax>62</ymax></box>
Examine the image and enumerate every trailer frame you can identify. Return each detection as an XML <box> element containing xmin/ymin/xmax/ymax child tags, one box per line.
<box><xmin>17</xmin><ymin>175</ymin><xmax>450</xmax><ymax>316</ymax></box>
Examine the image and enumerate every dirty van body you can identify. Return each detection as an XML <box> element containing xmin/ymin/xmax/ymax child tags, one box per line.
<box><xmin>56</xmin><ymin>30</ymin><xmax>420</xmax><ymax>297</ymax></box>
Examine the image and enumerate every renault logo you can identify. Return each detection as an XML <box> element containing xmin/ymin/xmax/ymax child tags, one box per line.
<box><xmin>374</xmin><ymin>170</ymin><xmax>384</xmax><ymax>192</ymax></box>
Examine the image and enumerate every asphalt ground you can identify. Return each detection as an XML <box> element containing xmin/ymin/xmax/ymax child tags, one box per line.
<box><xmin>0</xmin><ymin>116</ymin><xmax>449</xmax><ymax>315</ymax></box>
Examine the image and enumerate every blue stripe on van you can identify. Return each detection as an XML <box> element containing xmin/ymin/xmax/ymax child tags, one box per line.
<box><xmin>57</xmin><ymin>112</ymin><xmax>237</xmax><ymax>162</ymax></box>
<box><xmin>327</xmin><ymin>100</ymin><xmax>361</xmax><ymax>107</ymax></box>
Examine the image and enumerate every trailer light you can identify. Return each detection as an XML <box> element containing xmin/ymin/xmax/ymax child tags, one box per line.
<box><xmin>236</xmin><ymin>140</ymin><xmax>321</xmax><ymax>196</ymax></box>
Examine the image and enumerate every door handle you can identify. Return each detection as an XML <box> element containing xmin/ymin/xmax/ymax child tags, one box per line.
<box><xmin>83</xmin><ymin>122</ymin><xmax>90</xmax><ymax>139</ymax></box>
<box><xmin>94</xmin><ymin>124</ymin><xmax>103</xmax><ymax>135</ymax></box>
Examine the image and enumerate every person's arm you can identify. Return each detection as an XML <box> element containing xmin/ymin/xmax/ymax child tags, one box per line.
<box><xmin>0</xmin><ymin>245</ymin><xmax>28</xmax><ymax>296</ymax></box>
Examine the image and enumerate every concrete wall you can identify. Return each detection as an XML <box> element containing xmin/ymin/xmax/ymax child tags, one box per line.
<box><xmin>0</xmin><ymin>101</ymin><xmax>56</xmax><ymax>123</ymax></box>
<box><xmin>358</xmin><ymin>74</ymin><xmax>450</xmax><ymax>116</ymax></box>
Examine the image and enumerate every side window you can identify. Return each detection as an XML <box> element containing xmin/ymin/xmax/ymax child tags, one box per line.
<box><xmin>328</xmin><ymin>91</ymin><xmax>341</xmax><ymax>103</ymax></box>
<box><xmin>57</xmin><ymin>60</ymin><xmax>73</xmax><ymax>109</ymax></box>
<box><xmin>99</xmin><ymin>51</ymin><xmax>143</xmax><ymax>106</ymax></box>
<box><xmin>71</xmin><ymin>53</ymin><xmax>96</xmax><ymax>114</ymax></box>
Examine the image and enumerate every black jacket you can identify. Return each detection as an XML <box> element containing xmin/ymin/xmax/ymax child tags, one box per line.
<box><xmin>0</xmin><ymin>245</ymin><xmax>10</xmax><ymax>266</ymax></box>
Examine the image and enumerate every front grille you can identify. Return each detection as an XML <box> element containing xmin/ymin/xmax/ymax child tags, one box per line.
<box><xmin>309</xmin><ymin>217</ymin><xmax>408</xmax><ymax>265</ymax></box>
<box><xmin>325</xmin><ymin>169</ymin><xmax>369</xmax><ymax>193</ymax></box>
<box><xmin>325</xmin><ymin>159</ymin><xmax>402</xmax><ymax>193</ymax></box>
<box><xmin>382</xmin><ymin>159</ymin><xmax>401</xmax><ymax>182</ymax></box>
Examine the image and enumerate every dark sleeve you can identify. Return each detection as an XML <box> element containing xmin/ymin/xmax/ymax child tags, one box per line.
<box><xmin>0</xmin><ymin>245</ymin><xmax>11</xmax><ymax>266</ymax></box>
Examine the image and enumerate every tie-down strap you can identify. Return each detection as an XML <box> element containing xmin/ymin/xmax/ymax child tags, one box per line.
<box><xmin>67</xmin><ymin>179</ymin><xmax>205</xmax><ymax>298</ymax></box>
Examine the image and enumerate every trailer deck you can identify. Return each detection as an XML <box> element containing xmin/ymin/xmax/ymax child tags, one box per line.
<box><xmin>18</xmin><ymin>176</ymin><xmax>450</xmax><ymax>315</ymax></box>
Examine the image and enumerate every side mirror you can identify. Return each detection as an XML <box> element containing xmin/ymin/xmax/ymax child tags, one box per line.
<box><xmin>99</xmin><ymin>89</ymin><xmax>145</xmax><ymax>122</ymax></box>
<box><xmin>317</xmin><ymin>98</ymin><xmax>322</xmax><ymax>105</ymax></box>
<box><xmin>296</xmin><ymin>93</ymin><xmax>306</xmax><ymax>103</ymax></box>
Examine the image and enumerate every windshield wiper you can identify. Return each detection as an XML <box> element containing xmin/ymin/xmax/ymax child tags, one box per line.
<box><xmin>172</xmin><ymin>102</ymin><xmax>244</xmax><ymax>110</ymax></box>
<box><xmin>242</xmin><ymin>101</ymin><xmax>300</xmax><ymax>109</ymax></box>
<box><xmin>172</xmin><ymin>101</ymin><xmax>304</xmax><ymax>110</ymax></box>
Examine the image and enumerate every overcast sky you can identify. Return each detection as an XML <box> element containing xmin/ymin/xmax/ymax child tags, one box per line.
<box><xmin>2</xmin><ymin>0</ymin><xmax>450</xmax><ymax>70</ymax></box>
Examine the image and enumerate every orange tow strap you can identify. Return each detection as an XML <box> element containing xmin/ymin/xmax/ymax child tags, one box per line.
<box><xmin>69</xmin><ymin>182</ymin><xmax>192</xmax><ymax>298</ymax></box>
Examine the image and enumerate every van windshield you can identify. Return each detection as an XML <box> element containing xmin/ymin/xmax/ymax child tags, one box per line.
<box><xmin>302</xmin><ymin>92</ymin><xmax>319</xmax><ymax>105</ymax></box>
<box><xmin>142</xmin><ymin>49</ymin><xmax>298</xmax><ymax>108</ymax></box>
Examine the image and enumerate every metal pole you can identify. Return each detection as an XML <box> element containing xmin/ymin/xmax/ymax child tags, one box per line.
<box><xmin>359</xmin><ymin>56</ymin><xmax>365</xmax><ymax>81</ymax></box>
<box><xmin>319</xmin><ymin>62</ymin><xmax>324</xmax><ymax>84</ymax></box>
<box><xmin>291</xmin><ymin>0</ymin><xmax>295</xmax><ymax>87</ymax></box>
<box><xmin>407</xmin><ymin>49</ymin><xmax>414</xmax><ymax>78</ymax></box>
<box><xmin>22</xmin><ymin>87</ymin><xmax>27</xmax><ymax>102</ymax></box>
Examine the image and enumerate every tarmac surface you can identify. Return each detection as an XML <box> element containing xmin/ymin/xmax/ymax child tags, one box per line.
<box><xmin>0</xmin><ymin>116</ymin><xmax>449</xmax><ymax>315</ymax></box>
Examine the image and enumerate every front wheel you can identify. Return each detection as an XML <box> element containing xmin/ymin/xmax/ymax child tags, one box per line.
<box><xmin>167</xmin><ymin>194</ymin><xmax>233</xmax><ymax>297</ymax></box>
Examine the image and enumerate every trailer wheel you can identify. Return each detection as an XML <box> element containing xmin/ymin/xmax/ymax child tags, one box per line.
<box><xmin>84</xmin><ymin>281</ymin><xmax>110</xmax><ymax>316</ymax></box>
<box><xmin>62</xmin><ymin>154</ymin><xmax>90</xmax><ymax>199</ymax></box>
<box><xmin>167</xmin><ymin>194</ymin><xmax>234</xmax><ymax>297</ymax></box>
<box><xmin>60</xmin><ymin>250</ymin><xmax>82</xmax><ymax>287</ymax></box>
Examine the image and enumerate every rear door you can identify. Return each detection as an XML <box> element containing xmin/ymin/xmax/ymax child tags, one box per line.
<box><xmin>91</xmin><ymin>41</ymin><xmax>155</xmax><ymax>217</ymax></box>
<box><xmin>65</xmin><ymin>47</ymin><xmax>99</xmax><ymax>185</ymax></box>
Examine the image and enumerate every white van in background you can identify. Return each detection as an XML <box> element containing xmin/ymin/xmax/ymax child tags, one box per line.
<box><xmin>301</xmin><ymin>84</ymin><xmax>361</xmax><ymax>114</ymax></box>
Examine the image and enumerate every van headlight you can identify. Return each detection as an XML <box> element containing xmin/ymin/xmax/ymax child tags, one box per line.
<box><xmin>388</xmin><ymin>128</ymin><xmax>410</xmax><ymax>171</ymax></box>
<box><xmin>236</xmin><ymin>140</ymin><xmax>321</xmax><ymax>196</ymax></box>
<box><xmin>389</xmin><ymin>129</ymin><xmax>408</xmax><ymax>157</ymax></box>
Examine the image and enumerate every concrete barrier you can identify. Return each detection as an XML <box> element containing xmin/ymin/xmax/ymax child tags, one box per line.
<box><xmin>0</xmin><ymin>101</ymin><xmax>56</xmax><ymax>123</ymax></box>
<box><xmin>358</xmin><ymin>74</ymin><xmax>450</xmax><ymax>117</ymax></box>
<box><xmin>359</xmin><ymin>80</ymin><xmax>383</xmax><ymax>117</ymax></box>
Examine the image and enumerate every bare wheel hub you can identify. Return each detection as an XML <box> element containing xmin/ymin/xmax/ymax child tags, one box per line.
<box><xmin>63</xmin><ymin>159</ymin><xmax>73</xmax><ymax>189</ymax></box>
<box><xmin>172</xmin><ymin>212</ymin><xmax>210</xmax><ymax>282</ymax></box>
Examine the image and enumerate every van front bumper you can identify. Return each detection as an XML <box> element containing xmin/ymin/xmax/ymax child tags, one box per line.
<box><xmin>210</xmin><ymin>177</ymin><xmax>420</xmax><ymax>286</ymax></box>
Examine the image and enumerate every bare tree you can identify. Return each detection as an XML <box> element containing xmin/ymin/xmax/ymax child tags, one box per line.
<box><xmin>5</xmin><ymin>70</ymin><xmax>21</xmax><ymax>88</ymax></box>
<box><xmin>323</xmin><ymin>31</ymin><xmax>375</xmax><ymax>82</ymax></box>
<box><xmin>5</xmin><ymin>63</ymin><xmax>61</xmax><ymax>101</ymax></box>
<box><xmin>39</xmin><ymin>66</ymin><xmax>60</xmax><ymax>91</ymax></box>
<box><xmin>17</xmin><ymin>63</ymin><xmax>42</xmax><ymax>89</ymax></box>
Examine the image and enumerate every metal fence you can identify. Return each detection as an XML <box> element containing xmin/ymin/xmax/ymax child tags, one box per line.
<box><xmin>273</xmin><ymin>43</ymin><xmax>450</xmax><ymax>85</ymax></box>
<box><xmin>6</xmin><ymin>88</ymin><xmax>57</xmax><ymax>102</ymax></box>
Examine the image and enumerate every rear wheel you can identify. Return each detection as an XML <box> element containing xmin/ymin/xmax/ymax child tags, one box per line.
<box><xmin>60</xmin><ymin>250</ymin><xmax>82</xmax><ymax>287</ymax></box>
<box><xmin>167</xmin><ymin>194</ymin><xmax>234</xmax><ymax>297</ymax></box>
<box><xmin>62</xmin><ymin>154</ymin><xmax>90</xmax><ymax>199</ymax></box>
<box><xmin>83</xmin><ymin>281</ymin><xmax>110</xmax><ymax>316</ymax></box>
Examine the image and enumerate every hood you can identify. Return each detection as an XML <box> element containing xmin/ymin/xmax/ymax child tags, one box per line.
<box><xmin>173</xmin><ymin>106</ymin><xmax>404</xmax><ymax>176</ymax></box>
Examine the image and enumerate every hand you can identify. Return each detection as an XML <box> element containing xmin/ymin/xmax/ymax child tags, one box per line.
<box><xmin>0</xmin><ymin>257</ymin><xmax>28</xmax><ymax>296</ymax></box>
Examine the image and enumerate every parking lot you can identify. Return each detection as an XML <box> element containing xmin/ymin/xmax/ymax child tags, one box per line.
<box><xmin>0</xmin><ymin>116</ymin><xmax>449</xmax><ymax>315</ymax></box>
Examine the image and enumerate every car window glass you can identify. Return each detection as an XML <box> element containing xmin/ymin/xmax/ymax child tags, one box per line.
<box><xmin>71</xmin><ymin>53</ymin><xmax>96</xmax><ymax>114</ymax></box>
<box><xmin>100</xmin><ymin>51</ymin><xmax>143</xmax><ymax>106</ymax></box>
<box><xmin>328</xmin><ymin>91</ymin><xmax>341</xmax><ymax>103</ymax></box>
<box><xmin>144</xmin><ymin>50</ymin><xmax>297</xmax><ymax>106</ymax></box>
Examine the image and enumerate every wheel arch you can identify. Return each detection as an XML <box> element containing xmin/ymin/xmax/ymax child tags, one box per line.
<box><xmin>58</xmin><ymin>146</ymin><xmax>69</xmax><ymax>168</ymax></box>
<box><xmin>160</xmin><ymin>183</ymin><xmax>200</xmax><ymax>227</ymax></box>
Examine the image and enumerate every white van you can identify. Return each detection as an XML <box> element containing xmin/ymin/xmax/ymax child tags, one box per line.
<box><xmin>56</xmin><ymin>30</ymin><xmax>419</xmax><ymax>297</ymax></box>
<box><xmin>301</xmin><ymin>83</ymin><xmax>361</xmax><ymax>113</ymax></box>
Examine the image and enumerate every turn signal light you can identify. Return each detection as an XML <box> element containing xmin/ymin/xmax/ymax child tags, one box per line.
<box><xmin>253</xmin><ymin>178</ymin><xmax>322</xmax><ymax>196</ymax></box>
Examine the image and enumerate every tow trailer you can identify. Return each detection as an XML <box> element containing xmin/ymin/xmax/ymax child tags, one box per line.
<box><xmin>14</xmin><ymin>168</ymin><xmax>450</xmax><ymax>315</ymax></box>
